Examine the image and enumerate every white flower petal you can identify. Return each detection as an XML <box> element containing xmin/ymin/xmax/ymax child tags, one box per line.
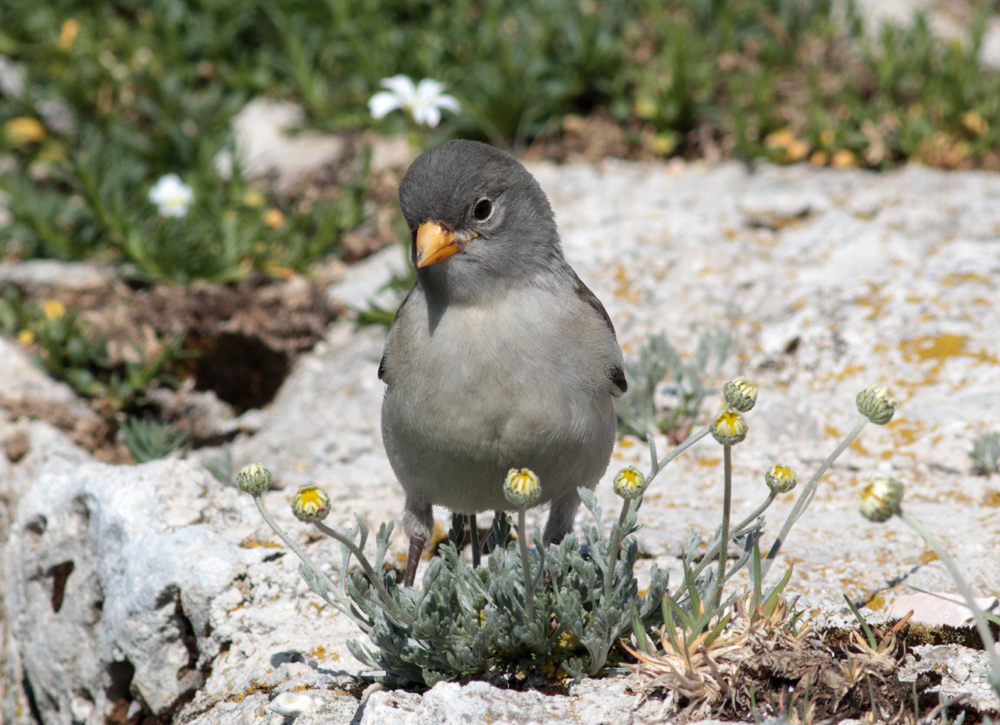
<box><xmin>379</xmin><ymin>75</ymin><xmax>417</xmax><ymax>104</ymax></box>
<box><xmin>414</xmin><ymin>78</ymin><xmax>448</xmax><ymax>101</ymax></box>
<box><xmin>369</xmin><ymin>91</ymin><xmax>403</xmax><ymax>119</ymax></box>
<box><xmin>148</xmin><ymin>174</ymin><xmax>193</xmax><ymax>218</ymax></box>
<box><xmin>413</xmin><ymin>105</ymin><xmax>441</xmax><ymax>128</ymax></box>
<box><xmin>148</xmin><ymin>174</ymin><xmax>182</xmax><ymax>203</ymax></box>
<box><xmin>434</xmin><ymin>93</ymin><xmax>461</xmax><ymax>114</ymax></box>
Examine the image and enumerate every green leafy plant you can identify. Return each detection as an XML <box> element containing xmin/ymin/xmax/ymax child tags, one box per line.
<box><xmin>122</xmin><ymin>417</ymin><xmax>191</xmax><ymax>463</ymax></box>
<box><xmin>241</xmin><ymin>465</ymin><xmax>668</xmax><ymax>685</ymax></box>
<box><xmin>615</xmin><ymin>329</ymin><xmax>735</xmax><ymax>442</ymax></box>
<box><xmin>970</xmin><ymin>431</ymin><xmax>1000</xmax><ymax>476</ymax></box>
<box><xmin>0</xmin><ymin>289</ymin><xmax>186</xmax><ymax>413</ymax></box>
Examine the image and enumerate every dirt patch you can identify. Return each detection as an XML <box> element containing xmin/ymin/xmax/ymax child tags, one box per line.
<box><xmin>628</xmin><ymin>597</ymin><xmax>997</xmax><ymax>723</ymax></box>
<box><xmin>4</xmin><ymin>274</ymin><xmax>341</xmax><ymax>460</ymax></box>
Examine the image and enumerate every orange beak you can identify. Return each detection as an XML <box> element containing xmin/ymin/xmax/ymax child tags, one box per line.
<box><xmin>415</xmin><ymin>221</ymin><xmax>468</xmax><ymax>268</ymax></box>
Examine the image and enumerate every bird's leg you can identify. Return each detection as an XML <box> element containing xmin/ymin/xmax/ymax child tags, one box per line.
<box><xmin>468</xmin><ymin>514</ymin><xmax>481</xmax><ymax>568</ymax></box>
<box><xmin>403</xmin><ymin>535</ymin><xmax>425</xmax><ymax>588</ymax></box>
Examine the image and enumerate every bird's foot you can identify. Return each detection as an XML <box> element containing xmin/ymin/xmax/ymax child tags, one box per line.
<box><xmin>468</xmin><ymin>514</ymin><xmax>481</xmax><ymax>569</ymax></box>
<box><xmin>403</xmin><ymin>535</ymin><xmax>425</xmax><ymax>587</ymax></box>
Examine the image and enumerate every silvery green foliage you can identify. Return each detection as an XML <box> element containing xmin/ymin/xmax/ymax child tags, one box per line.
<box><xmin>615</xmin><ymin>329</ymin><xmax>735</xmax><ymax>439</ymax></box>
<box><xmin>291</xmin><ymin>490</ymin><xmax>668</xmax><ymax>686</ymax></box>
<box><xmin>970</xmin><ymin>431</ymin><xmax>1000</xmax><ymax>475</ymax></box>
<box><xmin>552</xmin><ymin>489</ymin><xmax>667</xmax><ymax>677</ymax></box>
<box><xmin>671</xmin><ymin>519</ymin><xmax>762</xmax><ymax>606</ymax></box>
<box><xmin>122</xmin><ymin>417</ymin><xmax>191</xmax><ymax>463</ymax></box>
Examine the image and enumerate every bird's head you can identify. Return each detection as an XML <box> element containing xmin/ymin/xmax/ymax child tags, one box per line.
<box><xmin>398</xmin><ymin>140</ymin><xmax>562</xmax><ymax>301</ymax></box>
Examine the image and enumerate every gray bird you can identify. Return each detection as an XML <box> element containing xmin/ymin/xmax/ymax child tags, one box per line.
<box><xmin>378</xmin><ymin>140</ymin><xmax>626</xmax><ymax>586</ymax></box>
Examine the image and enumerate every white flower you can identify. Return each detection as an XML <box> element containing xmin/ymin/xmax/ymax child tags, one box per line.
<box><xmin>369</xmin><ymin>75</ymin><xmax>461</xmax><ymax>128</ymax></box>
<box><xmin>148</xmin><ymin>173</ymin><xmax>193</xmax><ymax>218</ymax></box>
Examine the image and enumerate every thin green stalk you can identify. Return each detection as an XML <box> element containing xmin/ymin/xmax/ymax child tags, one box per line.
<box><xmin>517</xmin><ymin>507</ymin><xmax>535</xmax><ymax>622</ymax></box>
<box><xmin>617</xmin><ymin>495</ymin><xmax>635</xmax><ymax>529</ymax></box>
<box><xmin>315</xmin><ymin>521</ymin><xmax>401</xmax><ymax>616</ymax></box>
<box><xmin>763</xmin><ymin>416</ymin><xmax>868</xmax><ymax>578</ymax></box>
<box><xmin>253</xmin><ymin>495</ymin><xmax>340</xmax><ymax>600</ymax></box>
<box><xmin>647</xmin><ymin>425</ymin><xmax>711</xmax><ymax>488</ymax></box>
<box><xmin>604</xmin><ymin>496</ymin><xmax>636</xmax><ymax>600</ymax></box>
<box><xmin>254</xmin><ymin>495</ymin><xmax>409</xmax><ymax>623</ymax></box>
<box><xmin>898</xmin><ymin>509</ymin><xmax>1000</xmax><ymax>689</ymax></box>
<box><xmin>713</xmin><ymin>444</ymin><xmax>733</xmax><ymax>610</ymax></box>
<box><xmin>691</xmin><ymin>490</ymin><xmax>777</xmax><ymax>579</ymax></box>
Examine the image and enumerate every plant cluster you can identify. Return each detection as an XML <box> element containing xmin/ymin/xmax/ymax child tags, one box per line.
<box><xmin>0</xmin><ymin>287</ymin><xmax>203</xmax><ymax>463</ymax></box>
<box><xmin>970</xmin><ymin>431</ymin><xmax>1000</xmax><ymax>476</ymax></box>
<box><xmin>0</xmin><ymin>1</ymin><xmax>367</xmax><ymax>282</ymax></box>
<box><xmin>239</xmin><ymin>342</ymin><xmax>1000</xmax><ymax>719</ymax></box>
<box><xmin>614</xmin><ymin>328</ymin><xmax>735</xmax><ymax>442</ymax></box>
<box><xmin>0</xmin><ymin>287</ymin><xmax>185</xmax><ymax>413</ymax></box>
<box><xmin>624</xmin><ymin>0</ymin><xmax>1000</xmax><ymax>170</ymax></box>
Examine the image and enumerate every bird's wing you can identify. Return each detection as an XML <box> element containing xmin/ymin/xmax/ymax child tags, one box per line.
<box><xmin>378</xmin><ymin>287</ymin><xmax>416</xmax><ymax>382</ymax></box>
<box><xmin>569</xmin><ymin>270</ymin><xmax>627</xmax><ymax>397</ymax></box>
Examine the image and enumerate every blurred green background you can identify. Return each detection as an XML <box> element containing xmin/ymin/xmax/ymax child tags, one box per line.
<box><xmin>2</xmin><ymin>0</ymin><xmax>999</xmax><ymax>282</ymax></box>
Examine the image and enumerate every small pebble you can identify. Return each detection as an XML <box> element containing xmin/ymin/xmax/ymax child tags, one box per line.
<box><xmin>270</xmin><ymin>691</ymin><xmax>320</xmax><ymax>717</ymax></box>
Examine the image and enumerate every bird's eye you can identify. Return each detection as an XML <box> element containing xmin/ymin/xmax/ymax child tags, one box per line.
<box><xmin>473</xmin><ymin>198</ymin><xmax>493</xmax><ymax>221</ymax></box>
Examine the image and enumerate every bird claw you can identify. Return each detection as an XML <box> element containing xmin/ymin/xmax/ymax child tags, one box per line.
<box><xmin>403</xmin><ymin>535</ymin><xmax>425</xmax><ymax>587</ymax></box>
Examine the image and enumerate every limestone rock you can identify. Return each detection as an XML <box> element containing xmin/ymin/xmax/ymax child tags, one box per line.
<box><xmin>2</xmin><ymin>459</ymin><xmax>267</xmax><ymax>724</ymax></box>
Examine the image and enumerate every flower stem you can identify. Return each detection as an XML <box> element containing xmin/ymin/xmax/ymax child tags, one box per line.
<box><xmin>647</xmin><ymin>425</ymin><xmax>711</xmax><ymax>488</ymax></box>
<box><xmin>517</xmin><ymin>507</ymin><xmax>535</xmax><ymax>622</ymax></box>
<box><xmin>713</xmin><ymin>444</ymin><xmax>733</xmax><ymax>610</ymax></box>
<box><xmin>689</xmin><ymin>491</ymin><xmax>777</xmax><ymax>582</ymax></box>
<box><xmin>603</xmin><ymin>497</ymin><xmax>636</xmax><ymax>600</ymax></box>
<box><xmin>315</xmin><ymin>521</ymin><xmax>400</xmax><ymax>615</ymax></box>
<box><xmin>253</xmin><ymin>495</ymin><xmax>341</xmax><ymax>604</ymax></box>
<box><xmin>763</xmin><ymin>416</ymin><xmax>868</xmax><ymax>578</ymax></box>
<box><xmin>898</xmin><ymin>509</ymin><xmax>1000</xmax><ymax>687</ymax></box>
<box><xmin>617</xmin><ymin>495</ymin><xmax>635</xmax><ymax>529</ymax></box>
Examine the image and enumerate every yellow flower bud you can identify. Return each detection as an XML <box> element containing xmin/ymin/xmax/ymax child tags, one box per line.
<box><xmin>711</xmin><ymin>409</ymin><xmax>748</xmax><ymax>445</ymax></box>
<box><xmin>262</xmin><ymin>208</ymin><xmax>286</xmax><ymax>228</ymax></box>
<box><xmin>504</xmin><ymin>468</ymin><xmax>541</xmax><ymax>508</ymax></box>
<box><xmin>5</xmin><ymin>117</ymin><xmax>46</xmax><ymax>146</ymax></box>
<box><xmin>43</xmin><ymin>299</ymin><xmax>66</xmax><ymax>320</ymax></box>
<box><xmin>856</xmin><ymin>384</ymin><xmax>896</xmax><ymax>425</ymax></box>
<box><xmin>58</xmin><ymin>19</ymin><xmax>80</xmax><ymax>52</ymax></box>
<box><xmin>292</xmin><ymin>485</ymin><xmax>331</xmax><ymax>523</ymax></box>
<box><xmin>236</xmin><ymin>462</ymin><xmax>271</xmax><ymax>496</ymax></box>
<box><xmin>858</xmin><ymin>474</ymin><xmax>903</xmax><ymax>523</ymax></box>
<box><xmin>613</xmin><ymin>466</ymin><xmax>646</xmax><ymax>500</ymax></box>
<box><xmin>765</xmin><ymin>464</ymin><xmax>797</xmax><ymax>494</ymax></box>
<box><xmin>723</xmin><ymin>376</ymin><xmax>758</xmax><ymax>412</ymax></box>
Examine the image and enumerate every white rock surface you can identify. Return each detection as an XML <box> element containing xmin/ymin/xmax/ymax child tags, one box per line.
<box><xmin>0</xmin><ymin>260</ymin><xmax>118</xmax><ymax>290</ymax></box>
<box><xmin>360</xmin><ymin>678</ymin><xmax>640</xmax><ymax>725</ymax></box>
<box><xmin>2</xmin><ymin>458</ymin><xmax>270</xmax><ymax>724</ymax></box>
<box><xmin>901</xmin><ymin>644</ymin><xmax>1000</xmax><ymax>712</ymax></box>
<box><xmin>4</xmin><ymin>157</ymin><xmax>1000</xmax><ymax>723</ymax></box>
<box><xmin>889</xmin><ymin>592</ymin><xmax>1000</xmax><ymax>627</ymax></box>
<box><xmin>0</xmin><ymin>337</ymin><xmax>97</xmax><ymax>420</ymax></box>
<box><xmin>222</xmin><ymin>99</ymin><xmax>347</xmax><ymax>192</ymax></box>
